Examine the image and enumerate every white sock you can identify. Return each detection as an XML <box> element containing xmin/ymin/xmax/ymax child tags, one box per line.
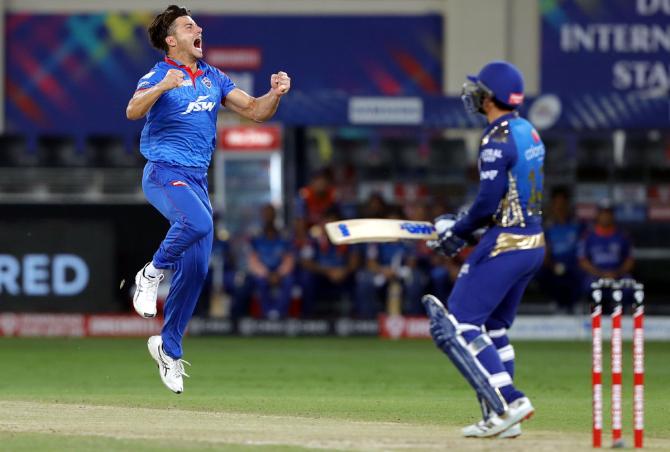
<box><xmin>144</xmin><ymin>261</ymin><xmax>163</xmax><ymax>278</ymax></box>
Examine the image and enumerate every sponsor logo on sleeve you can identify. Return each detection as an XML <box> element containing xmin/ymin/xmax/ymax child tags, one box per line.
<box><xmin>524</xmin><ymin>144</ymin><xmax>545</xmax><ymax>160</ymax></box>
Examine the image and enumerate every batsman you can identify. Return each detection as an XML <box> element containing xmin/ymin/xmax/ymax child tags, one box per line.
<box><xmin>423</xmin><ymin>60</ymin><xmax>545</xmax><ymax>438</ymax></box>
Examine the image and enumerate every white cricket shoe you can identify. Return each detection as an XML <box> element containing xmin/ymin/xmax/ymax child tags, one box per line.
<box><xmin>476</xmin><ymin>397</ymin><xmax>534</xmax><ymax>438</ymax></box>
<box><xmin>462</xmin><ymin>419</ymin><xmax>522</xmax><ymax>438</ymax></box>
<box><xmin>133</xmin><ymin>263</ymin><xmax>164</xmax><ymax>318</ymax></box>
<box><xmin>147</xmin><ymin>335</ymin><xmax>190</xmax><ymax>394</ymax></box>
<box><xmin>498</xmin><ymin>423</ymin><xmax>522</xmax><ymax>439</ymax></box>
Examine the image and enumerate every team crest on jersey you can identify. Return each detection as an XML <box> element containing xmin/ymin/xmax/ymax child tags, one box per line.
<box><xmin>202</xmin><ymin>76</ymin><xmax>212</xmax><ymax>89</ymax></box>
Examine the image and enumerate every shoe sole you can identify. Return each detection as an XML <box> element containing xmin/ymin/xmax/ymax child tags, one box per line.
<box><xmin>134</xmin><ymin>302</ymin><xmax>156</xmax><ymax>318</ymax></box>
<box><xmin>498</xmin><ymin>430</ymin><xmax>521</xmax><ymax>439</ymax></box>
<box><xmin>496</xmin><ymin>413</ymin><xmax>531</xmax><ymax>439</ymax></box>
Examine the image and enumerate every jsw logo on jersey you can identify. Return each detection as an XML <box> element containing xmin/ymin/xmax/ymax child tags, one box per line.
<box><xmin>182</xmin><ymin>95</ymin><xmax>216</xmax><ymax>115</ymax></box>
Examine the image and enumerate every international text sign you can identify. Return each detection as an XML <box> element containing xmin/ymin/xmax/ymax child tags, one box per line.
<box><xmin>540</xmin><ymin>0</ymin><xmax>670</xmax><ymax>128</ymax></box>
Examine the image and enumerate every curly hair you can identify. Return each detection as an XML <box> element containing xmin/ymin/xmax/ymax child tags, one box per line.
<box><xmin>148</xmin><ymin>5</ymin><xmax>191</xmax><ymax>53</ymax></box>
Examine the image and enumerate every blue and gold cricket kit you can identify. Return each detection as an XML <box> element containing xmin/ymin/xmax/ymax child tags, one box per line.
<box><xmin>449</xmin><ymin>112</ymin><xmax>546</xmax><ymax>329</ymax></box>
<box><xmin>136</xmin><ymin>57</ymin><xmax>236</xmax><ymax>359</ymax></box>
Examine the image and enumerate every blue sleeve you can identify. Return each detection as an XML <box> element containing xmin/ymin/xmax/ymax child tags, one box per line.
<box><xmin>217</xmin><ymin>69</ymin><xmax>237</xmax><ymax>98</ymax></box>
<box><xmin>135</xmin><ymin>67</ymin><xmax>164</xmax><ymax>91</ymax></box>
<box><xmin>453</xmin><ymin>143</ymin><xmax>517</xmax><ymax>238</ymax></box>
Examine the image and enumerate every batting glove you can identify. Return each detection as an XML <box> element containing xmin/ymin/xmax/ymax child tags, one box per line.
<box><xmin>427</xmin><ymin>213</ymin><xmax>467</xmax><ymax>258</ymax></box>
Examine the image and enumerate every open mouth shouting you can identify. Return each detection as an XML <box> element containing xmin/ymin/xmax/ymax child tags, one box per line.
<box><xmin>193</xmin><ymin>37</ymin><xmax>202</xmax><ymax>53</ymax></box>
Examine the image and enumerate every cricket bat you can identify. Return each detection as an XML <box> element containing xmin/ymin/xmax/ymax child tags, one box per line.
<box><xmin>325</xmin><ymin>218</ymin><xmax>437</xmax><ymax>245</ymax></box>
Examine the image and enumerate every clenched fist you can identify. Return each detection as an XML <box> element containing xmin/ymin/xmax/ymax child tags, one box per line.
<box><xmin>270</xmin><ymin>71</ymin><xmax>291</xmax><ymax>96</ymax></box>
<box><xmin>158</xmin><ymin>69</ymin><xmax>185</xmax><ymax>92</ymax></box>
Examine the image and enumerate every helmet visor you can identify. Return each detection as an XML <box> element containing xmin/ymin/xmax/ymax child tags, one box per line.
<box><xmin>461</xmin><ymin>80</ymin><xmax>492</xmax><ymax>115</ymax></box>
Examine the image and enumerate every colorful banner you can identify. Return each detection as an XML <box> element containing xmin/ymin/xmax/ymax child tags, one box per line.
<box><xmin>540</xmin><ymin>0</ymin><xmax>670</xmax><ymax>129</ymax></box>
<box><xmin>5</xmin><ymin>13</ymin><xmax>442</xmax><ymax>139</ymax></box>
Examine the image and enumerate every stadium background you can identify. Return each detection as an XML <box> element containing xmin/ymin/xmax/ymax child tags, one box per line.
<box><xmin>2</xmin><ymin>1</ymin><xmax>670</xmax><ymax>451</ymax></box>
<box><xmin>0</xmin><ymin>0</ymin><xmax>669</xmax><ymax>336</ymax></box>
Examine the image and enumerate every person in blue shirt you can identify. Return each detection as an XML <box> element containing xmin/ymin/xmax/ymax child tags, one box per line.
<box><xmin>246</xmin><ymin>204</ymin><xmax>295</xmax><ymax>320</ymax></box>
<box><xmin>194</xmin><ymin>216</ymin><xmax>241</xmax><ymax>318</ymax></box>
<box><xmin>355</xmin><ymin>207</ymin><xmax>425</xmax><ymax>318</ymax></box>
<box><xmin>423</xmin><ymin>61</ymin><xmax>544</xmax><ymax>438</ymax></box>
<box><xmin>539</xmin><ymin>187</ymin><xmax>584</xmax><ymax>313</ymax></box>
<box><xmin>126</xmin><ymin>5</ymin><xmax>290</xmax><ymax>394</ymax></box>
<box><xmin>298</xmin><ymin>207</ymin><xmax>360</xmax><ymax>318</ymax></box>
<box><xmin>578</xmin><ymin>201</ymin><xmax>634</xmax><ymax>283</ymax></box>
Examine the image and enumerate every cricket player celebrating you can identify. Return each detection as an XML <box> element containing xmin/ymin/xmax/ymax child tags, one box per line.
<box><xmin>126</xmin><ymin>5</ymin><xmax>290</xmax><ymax>394</ymax></box>
<box><xmin>423</xmin><ymin>61</ymin><xmax>545</xmax><ymax>437</ymax></box>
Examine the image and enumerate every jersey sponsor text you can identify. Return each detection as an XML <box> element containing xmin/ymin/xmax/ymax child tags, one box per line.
<box><xmin>181</xmin><ymin>95</ymin><xmax>216</xmax><ymax>115</ymax></box>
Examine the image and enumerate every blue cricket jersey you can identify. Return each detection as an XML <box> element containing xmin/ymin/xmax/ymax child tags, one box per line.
<box><xmin>251</xmin><ymin>235</ymin><xmax>292</xmax><ymax>271</ymax></box>
<box><xmin>366</xmin><ymin>242</ymin><xmax>408</xmax><ymax>266</ymax></box>
<box><xmin>578</xmin><ymin>228</ymin><xmax>632</xmax><ymax>271</ymax></box>
<box><xmin>312</xmin><ymin>240</ymin><xmax>351</xmax><ymax>268</ymax></box>
<box><xmin>454</xmin><ymin>112</ymin><xmax>545</xmax><ymax>239</ymax></box>
<box><xmin>135</xmin><ymin>56</ymin><xmax>237</xmax><ymax>169</ymax></box>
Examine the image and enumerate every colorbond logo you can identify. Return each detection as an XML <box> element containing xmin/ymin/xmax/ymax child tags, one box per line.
<box><xmin>348</xmin><ymin>97</ymin><xmax>423</xmax><ymax>125</ymax></box>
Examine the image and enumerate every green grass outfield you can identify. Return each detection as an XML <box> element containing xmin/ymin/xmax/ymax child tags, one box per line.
<box><xmin>1</xmin><ymin>338</ymin><xmax>668</xmax><ymax>450</ymax></box>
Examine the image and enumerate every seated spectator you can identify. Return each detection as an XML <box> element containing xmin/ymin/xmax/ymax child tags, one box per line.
<box><xmin>402</xmin><ymin>203</ymin><xmax>434</xmax><ymax>314</ymax></box>
<box><xmin>196</xmin><ymin>223</ymin><xmax>240</xmax><ymax>318</ymax></box>
<box><xmin>539</xmin><ymin>187</ymin><xmax>585</xmax><ymax>313</ymax></box>
<box><xmin>296</xmin><ymin>168</ymin><xmax>338</xmax><ymax>227</ymax></box>
<box><xmin>298</xmin><ymin>208</ymin><xmax>360</xmax><ymax>317</ymax></box>
<box><xmin>578</xmin><ymin>200</ymin><xmax>635</xmax><ymax>291</ymax></box>
<box><xmin>246</xmin><ymin>204</ymin><xmax>295</xmax><ymax>320</ymax></box>
<box><xmin>361</xmin><ymin>191</ymin><xmax>388</xmax><ymax>218</ymax></box>
<box><xmin>354</xmin><ymin>207</ymin><xmax>425</xmax><ymax>318</ymax></box>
